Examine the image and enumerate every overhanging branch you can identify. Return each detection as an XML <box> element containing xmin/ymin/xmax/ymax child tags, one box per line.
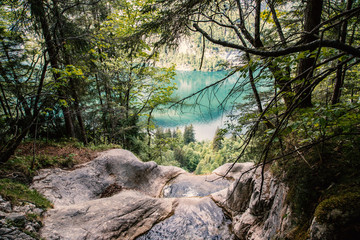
<box><xmin>193</xmin><ymin>23</ymin><xmax>360</xmax><ymax>58</ymax></box>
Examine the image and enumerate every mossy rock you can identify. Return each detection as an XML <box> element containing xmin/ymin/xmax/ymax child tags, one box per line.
<box><xmin>313</xmin><ymin>187</ymin><xmax>360</xmax><ymax>239</ymax></box>
<box><xmin>315</xmin><ymin>189</ymin><xmax>360</xmax><ymax>225</ymax></box>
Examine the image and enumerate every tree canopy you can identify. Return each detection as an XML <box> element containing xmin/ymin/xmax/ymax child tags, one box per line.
<box><xmin>0</xmin><ymin>0</ymin><xmax>176</xmax><ymax>163</ymax></box>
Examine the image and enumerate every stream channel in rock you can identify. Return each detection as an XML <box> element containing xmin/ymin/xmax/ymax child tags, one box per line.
<box><xmin>32</xmin><ymin>149</ymin><xmax>240</xmax><ymax>240</ymax></box>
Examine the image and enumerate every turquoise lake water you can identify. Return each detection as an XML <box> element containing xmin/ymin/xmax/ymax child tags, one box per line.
<box><xmin>153</xmin><ymin>70</ymin><xmax>254</xmax><ymax>140</ymax></box>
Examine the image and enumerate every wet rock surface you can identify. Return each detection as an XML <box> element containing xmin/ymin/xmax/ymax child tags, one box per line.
<box><xmin>137</xmin><ymin>197</ymin><xmax>236</xmax><ymax>240</ymax></box>
<box><xmin>32</xmin><ymin>149</ymin><xmax>292</xmax><ymax>240</ymax></box>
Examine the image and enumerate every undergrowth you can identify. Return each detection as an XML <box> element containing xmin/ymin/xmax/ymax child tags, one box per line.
<box><xmin>0</xmin><ymin>178</ymin><xmax>52</xmax><ymax>209</ymax></box>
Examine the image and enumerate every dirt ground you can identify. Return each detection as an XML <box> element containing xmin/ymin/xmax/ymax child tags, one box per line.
<box><xmin>16</xmin><ymin>142</ymin><xmax>101</xmax><ymax>165</ymax></box>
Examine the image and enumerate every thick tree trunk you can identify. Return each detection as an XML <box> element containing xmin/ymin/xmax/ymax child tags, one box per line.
<box><xmin>296</xmin><ymin>0</ymin><xmax>323</xmax><ymax>108</ymax></box>
<box><xmin>0</xmin><ymin>125</ymin><xmax>29</xmax><ymax>163</ymax></box>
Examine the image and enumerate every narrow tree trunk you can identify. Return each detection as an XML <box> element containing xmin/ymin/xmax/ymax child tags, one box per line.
<box><xmin>0</xmin><ymin>54</ymin><xmax>48</xmax><ymax>163</ymax></box>
<box><xmin>268</xmin><ymin>0</ymin><xmax>286</xmax><ymax>44</ymax></box>
<box><xmin>254</xmin><ymin>0</ymin><xmax>262</xmax><ymax>47</ymax></box>
<box><xmin>332</xmin><ymin>0</ymin><xmax>353</xmax><ymax>105</ymax></box>
<box><xmin>29</xmin><ymin>0</ymin><xmax>75</xmax><ymax>138</ymax></box>
<box><xmin>73</xmin><ymin>92</ymin><xmax>88</xmax><ymax>145</ymax></box>
<box><xmin>0</xmin><ymin>74</ymin><xmax>12</xmax><ymax>118</ymax></box>
<box><xmin>147</xmin><ymin>108</ymin><xmax>154</xmax><ymax>148</ymax></box>
<box><xmin>249</xmin><ymin>67</ymin><xmax>263</xmax><ymax>113</ymax></box>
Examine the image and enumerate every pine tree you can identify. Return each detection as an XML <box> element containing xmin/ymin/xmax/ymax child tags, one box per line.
<box><xmin>183</xmin><ymin>124</ymin><xmax>195</xmax><ymax>145</ymax></box>
<box><xmin>212</xmin><ymin>127</ymin><xmax>224</xmax><ymax>151</ymax></box>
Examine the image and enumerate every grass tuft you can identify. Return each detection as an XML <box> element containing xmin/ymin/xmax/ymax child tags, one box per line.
<box><xmin>0</xmin><ymin>178</ymin><xmax>52</xmax><ymax>209</ymax></box>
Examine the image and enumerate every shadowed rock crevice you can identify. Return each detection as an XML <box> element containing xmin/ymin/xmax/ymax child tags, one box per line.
<box><xmin>99</xmin><ymin>183</ymin><xmax>123</xmax><ymax>198</ymax></box>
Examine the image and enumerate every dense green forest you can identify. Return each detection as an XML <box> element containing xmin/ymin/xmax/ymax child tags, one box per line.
<box><xmin>1</xmin><ymin>0</ymin><xmax>360</xmax><ymax>237</ymax></box>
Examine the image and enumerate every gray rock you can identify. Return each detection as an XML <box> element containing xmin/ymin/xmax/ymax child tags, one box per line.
<box><xmin>0</xmin><ymin>224</ymin><xmax>36</xmax><ymax>240</ymax></box>
<box><xmin>31</xmin><ymin>208</ymin><xmax>44</xmax><ymax>216</ymax></box>
<box><xmin>137</xmin><ymin>197</ymin><xmax>236</xmax><ymax>240</ymax></box>
<box><xmin>212</xmin><ymin>162</ymin><xmax>255</xmax><ymax>180</ymax></box>
<box><xmin>212</xmin><ymin>165</ymin><xmax>291</xmax><ymax>240</ymax></box>
<box><xmin>6</xmin><ymin>213</ymin><xmax>26</xmax><ymax>225</ymax></box>
<box><xmin>12</xmin><ymin>203</ymin><xmax>36</xmax><ymax>213</ymax></box>
<box><xmin>0</xmin><ymin>210</ymin><xmax>7</xmax><ymax>219</ymax></box>
<box><xmin>0</xmin><ymin>230</ymin><xmax>36</xmax><ymax>240</ymax></box>
<box><xmin>40</xmin><ymin>190</ymin><xmax>176</xmax><ymax>240</ymax></box>
<box><xmin>0</xmin><ymin>201</ymin><xmax>12</xmax><ymax>213</ymax></box>
<box><xmin>309</xmin><ymin>217</ymin><xmax>333</xmax><ymax>240</ymax></box>
<box><xmin>0</xmin><ymin>226</ymin><xmax>14</xmax><ymax>235</ymax></box>
<box><xmin>31</xmin><ymin>149</ymin><xmax>295</xmax><ymax>240</ymax></box>
<box><xmin>32</xmin><ymin>149</ymin><xmax>185</xmax><ymax>206</ymax></box>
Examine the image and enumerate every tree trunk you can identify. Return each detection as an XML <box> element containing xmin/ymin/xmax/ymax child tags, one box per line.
<box><xmin>73</xmin><ymin>90</ymin><xmax>88</xmax><ymax>145</ymax></box>
<box><xmin>0</xmin><ymin>125</ymin><xmax>29</xmax><ymax>163</ymax></box>
<box><xmin>29</xmin><ymin>0</ymin><xmax>75</xmax><ymax>138</ymax></box>
<box><xmin>296</xmin><ymin>0</ymin><xmax>323</xmax><ymax>108</ymax></box>
<box><xmin>332</xmin><ymin>0</ymin><xmax>353</xmax><ymax>105</ymax></box>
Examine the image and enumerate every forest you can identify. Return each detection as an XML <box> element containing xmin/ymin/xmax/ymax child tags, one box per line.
<box><xmin>1</xmin><ymin>0</ymin><xmax>360</xmax><ymax>238</ymax></box>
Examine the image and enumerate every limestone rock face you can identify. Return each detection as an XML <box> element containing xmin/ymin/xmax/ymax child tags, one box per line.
<box><xmin>0</xmin><ymin>195</ymin><xmax>44</xmax><ymax>240</ymax></box>
<box><xmin>41</xmin><ymin>190</ymin><xmax>176</xmax><ymax>240</ymax></box>
<box><xmin>32</xmin><ymin>149</ymin><xmax>185</xmax><ymax>206</ymax></box>
<box><xmin>32</xmin><ymin>149</ymin><xmax>293</xmax><ymax>240</ymax></box>
<box><xmin>32</xmin><ymin>149</ymin><xmax>186</xmax><ymax>240</ymax></box>
<box><xmin>211</xmin><ymin>164</ymin><xmax>292</xmax><ymax>240</ymax></box>
<box><xmin>162</xmin><ymin>173</ymin><xmax>230</xmax><ymax>198</ymax></box>
<box><xmin>309</xmin><ymin>217</ymin><xmax>333</xmax><ymax>240</ymax></box>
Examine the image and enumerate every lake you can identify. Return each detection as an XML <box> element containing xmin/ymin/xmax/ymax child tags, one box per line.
<box><xmin>153</xmin><ymin>70</ymin><xmax>254</xmax><ymax>141</ymax></box>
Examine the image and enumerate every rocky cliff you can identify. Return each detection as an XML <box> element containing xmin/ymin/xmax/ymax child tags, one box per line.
<box><xmin>31</xmin><ymin>149</ymin><xmax>293</xmax><ymax>240</ymax></box>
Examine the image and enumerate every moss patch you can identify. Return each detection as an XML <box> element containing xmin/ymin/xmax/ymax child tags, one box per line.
<box><xmin>0</xmin><ymin>178</ymin><xmax>52</xmax><ymax>209</ymax></box>
<box><xmin>314</xmin><ymin>187</ymin><xmax>360</xmax><ymax>225</ymax></box>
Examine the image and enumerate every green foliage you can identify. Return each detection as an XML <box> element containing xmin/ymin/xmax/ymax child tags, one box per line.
<box><xmin>284</xmin><ymin>103</ymin><xmax>360</xmax><ymax>144</ymax></box>
<box><xmin>142</xmin><ymin>126</ymin><xmax>253</xmax><ymax>173</ymax></box>
<box><xmin>0</xmin><ymin>178</ymin><xmax>51</xmax><ymax>209</ymax></box>
<box><xmin>1</xmin><ymin>153</ymin><xmax>74</xmax><ymax>181</ymax></box>
<box><xmin>276</xmin><ymin>102</ymin><xmax>360</xmax><ymax>223</ymax></box>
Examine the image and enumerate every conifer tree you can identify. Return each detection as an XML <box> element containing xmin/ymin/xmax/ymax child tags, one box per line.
<box><xmin>183</xmin><ymin>124</ymin><xmax>195</xmax><ymax>145</ymax></box>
